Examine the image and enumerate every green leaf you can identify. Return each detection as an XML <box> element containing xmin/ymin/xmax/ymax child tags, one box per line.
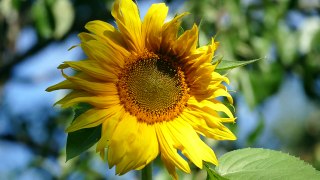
<box><xmin>66</xmin><ymin>103</ymin><xmax>101</xmax><ymax>161</ymax></box>
<box><xmin>215</xmin><ymin>58</ymin><xmax>263</xmax><ymax>71</ymax></box>
<box><xmin>73</xmin><ymin>103</ymin><xmax>92</xmax><ymax>120</ymax></box>
<box><xmin>215</xmin><ymin>148</ymin><xmax>320</xmax><ymax>180</ymax></box>
<box><xmin>204</xmin><ymin>163</ymin><xmax>229</xmax><ymax>180</ymax></box>
<box><xmin>66</xmin><ymin>125</ymin><xmax>101</xmax><ymax>161</ymax></box>
<box><xmin>196</xmin><ymin>16</ymin><xmax>203</xmax><ymax>47</ymax></box>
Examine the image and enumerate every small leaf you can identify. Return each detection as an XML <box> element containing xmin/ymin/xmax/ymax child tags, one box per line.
<box><xmin>66</xmin><ymin>125</ymin><xmax>101</xmax><ymax>161</ymax></box>
<box><xmin>215</xmin><ymin>148</ymin><xmax>320</xmax><ymax>180</ymax></box>
<box><xmin>216</xmin><ymin>58</ymin><xmax>263</xmax><ymax>71</ymax></box>
<box><xmin>196</xmin><ymin>16</ymin><xmax>203</xmax><ymax>47</ymax></box>
<box><xmin>204</xmin><ymin>163</ymin><xmax>229</xmax><ymax>180</ymax></box>
<box><xmin>73</xmin><ymin>103</ymin><xmax>92</xmax><ymax>120</ymax></box>
<box><xmin>212</xmin><ymin>55</ymin><xmax>223</xmax><ymax>65</ymax></box>
<box><xmin>66</xmin><ymin>103</ymin><xmax>100</xmax><ymax>161</ymax></box>
<box><xmin>68</xmin><ymin>45</ymin><xmax>79</xmax><ymax>51</ymax></box>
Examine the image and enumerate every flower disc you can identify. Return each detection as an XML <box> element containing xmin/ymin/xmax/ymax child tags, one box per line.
<box><xmin>117</xmin><ymin>53</ymin><xmax>189</xmax><ymax>123</ymax></box>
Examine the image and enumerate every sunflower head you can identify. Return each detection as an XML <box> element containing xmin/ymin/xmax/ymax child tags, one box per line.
<box><xmin>47</xmin><ymin>0</ymin><xmax>236</xmax><ymax>179</ymax></box>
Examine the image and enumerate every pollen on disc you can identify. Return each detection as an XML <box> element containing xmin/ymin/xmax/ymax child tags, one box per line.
<box><xmin>117</xmin><ymin>56</ymin><xmax>189</xmax><ymax>123</ymax></box>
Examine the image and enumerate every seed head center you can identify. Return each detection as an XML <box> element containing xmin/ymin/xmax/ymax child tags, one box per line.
<box><xmin>117</xmin><ymin>54</ymin><xmax>189</xmax><ymax>123</ymax></box>
<box><xmin>128</xmin><ymin>59</ymin><xmax>182</xmax><ymax>111</ymax></box>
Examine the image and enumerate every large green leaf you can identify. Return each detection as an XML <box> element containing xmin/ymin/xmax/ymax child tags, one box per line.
<box><xmin>214</xmin><ymin>148</ymin><xmax>320</xmax><ymax>180</ymax></box>
<box><xmin>204</xmin><ymin>163</ymin><xmax>228</xmax><ymax>180</ymax></box>
<box><xmin>66</xmin><ymin>103</ymin><xmax>101</xmax><ymax>161</ymax></box>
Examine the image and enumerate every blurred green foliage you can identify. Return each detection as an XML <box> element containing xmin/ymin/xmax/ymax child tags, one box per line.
<box><xmin>185</xmin><ymin>0</ymin><xmax>320</xmax><ymax>106</ymax></box>
<box><xmin>0</xmin><ymin>0</ymin><xmax>112</xmax><ymax>81</ymax></box>
<box><xmin>184</xmin><ymin>0</ymin><xmax>320</xmax><ymax>175</ymax></box>
<box><xmin>0</xmin><ymin>0</ymin><xmax>320</xmax><ymax>179</ymax></box>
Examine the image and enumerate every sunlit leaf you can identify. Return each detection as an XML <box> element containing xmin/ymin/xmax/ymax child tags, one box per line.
<box><xmin>215</xmin><ymin>148</ymin><xmax>320</xmax><ymax>180</ymax></box>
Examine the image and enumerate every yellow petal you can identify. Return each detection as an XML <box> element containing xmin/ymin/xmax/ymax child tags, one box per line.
<box><xmin>182</xmin><ymin>39</ymin><xmax>218</xmax><ymax>83</ymax></box>
<box><xmin>184</xmin><ymin>107</ymin><xmax>224</xmax><ymax>129</ymax></box>
<box><xmin>142</xmin><ymin>3</ymin><xmax>168</xmax><ymax>52</ymax></box>
<box><xmin>191</xmin><ymin>84</ymin><xmax>233</xmax><ymax>104</ymax></box>
<box><xmin>166</xmin><ymin>118</ymin><xmax>218</xmax><ymax>169</ymax></box>
<box><xmin>62</xmin><ymin>71</ymin><xmax>118</xmax><ymax>95</ymax></box>
<box><xmin>54</xmin><ymin>90</ymin><xmax>89</xmax><ymax>107</ymax></box>
<box><xmin>96</xmin><ymin>106</ymin><xmax>124</xmax><ymax>159</ymax></box>
<box><xmin>79</xmin><ymin>32</ymin><xmax>130</xmax><ymax>64</ymax></box>
<box><xmin>161</xmin><ymin>12</ymin><xmax>189</xmax><ymax>54</ymax></box>
<box><xmin>112</xmin><ymin>0</ymin><xmax>143</xmax><ymax>53</ymax></box>
<box><xmin>155</xmin><ymin>122</ymin><xmax>191</xmax><ymax>173</ymax></box>
<box><xmin>46</xmin><ymin>73</ymin><xmax>97</xmax><ymax>92</ymax></box>
<box><xmin>85</xmin><ymin>20</ymin><xmax>126</xmax><ymax>47</ymax></box>
<box><xmin>187</xmin><ymin>64</ymin><xmax>214</xmax><ymax>86</ymax></box>
<box><xmin>107</xmin><ymin>113</ymin><xmax>137</xmax><ymax>169</ymax></box>
<box><xmin>160</xmin><ymin>154</ymin><xmax>179</xmax><ymax>180</ymax></box>
<box><xmin>59</xmin><ymin>94</ymin><xmax>120</xmax><ymax>109</ymax></box>
<box><xmin>81</xmin><ymin>40</ymin><xmax>127</xmax><ymax>69</ymax></box>
<box><xmin>66</xmin><ymin>106</ymin><xmax>121</xmax><ymax>132</ymax></box>
<box><xmin>172</xmin><ymin>24</ymin><xmax>198</xmax><ymax>58</ymax></box>
<box><xmin>59</xmin><ymin>60</ymin><xmax>119</xmax><ymax>81</ymax></box>
<box><xmin>183</xmin><ymin>45</ymin><xmax>210</xmax><ymax>65</ymax></box>
<box><xmin>45</xmin><ymin>79</ymin><xmax>76</xmax><ymax>92</ymax></box>
<box><xmin>78</xmin><ymin>32</ymin><xmax>95</xmax><ymax>42</ymax></box>
<box><xmin>208</xmin><ymin>88</ymin><xmax>233</xmax><ymax>104</ymax></box>
<box><xmin>113</xmin><ymin>122</ymin><xmax>159</xmax><ymax>175</ymax></box>
<box><xmin>184</xmin><ymin>46</ymin><xmax>215</xmax><ymax>73</ymax></box>
<box><xmin>211</xmin><ymin>72</ymin><xmax>230</xmax><ymax>84</ymax></box>
<box><xmin>188</xmin><ymin>97</ymin><xmax>234</xmax><ymax>119</ymax></box>
<box><xmin>181</xmin><ymin>109</ymin><xmax>236</xmax><ymax>140</ymax></box>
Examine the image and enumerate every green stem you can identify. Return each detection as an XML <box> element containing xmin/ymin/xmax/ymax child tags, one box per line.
<box><xmin>141</xmin><ymin>162</ymin><xmax>152</xmax><ymax>180</ymax></box>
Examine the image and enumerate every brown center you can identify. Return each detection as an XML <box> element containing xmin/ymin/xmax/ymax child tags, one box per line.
<box><xmin>117</xmin><ymin>53</ymin><xmax>189</xmax><ymax>124</ymax></box>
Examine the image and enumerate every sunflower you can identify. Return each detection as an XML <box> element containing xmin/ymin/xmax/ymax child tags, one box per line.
<box><xmin>47</xmin><ymin>0</ymin><xmax>236</xmax><ymax>178</ymax></box>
